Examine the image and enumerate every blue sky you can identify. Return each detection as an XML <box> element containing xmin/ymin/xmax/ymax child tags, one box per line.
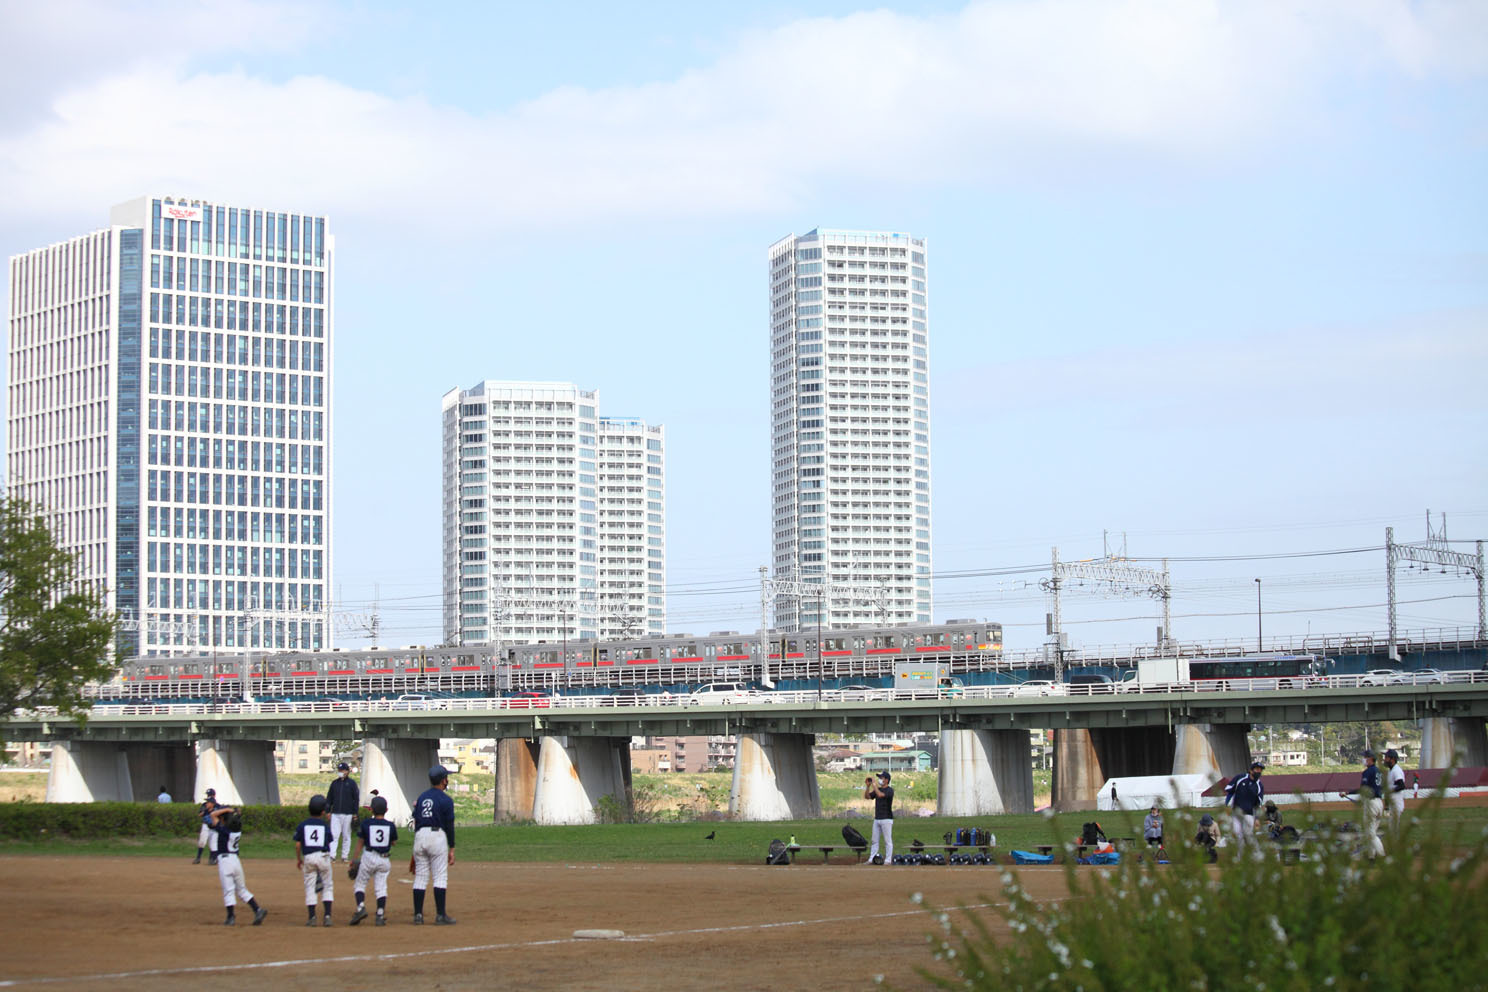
<box><xmin>2</xmin><ymin>0</ymin><xmax>1485</xmax><ymax>651</ymax></box>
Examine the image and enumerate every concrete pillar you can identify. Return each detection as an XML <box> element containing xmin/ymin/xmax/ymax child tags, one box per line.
<box><xmin>363</xmin><ymin>737</ymin><xmax>440</xmax><ymax>828</ymax></box>
<box><xmin>1052</xmin><ymin>726</ymin><xmax>1176</xmax><ymax>811</ymax></box>
<box><xmin>1172</xmin><ymin>723</ymin><xmax>1250</xmax><ymax>781</ymax></box>
<box><xmin>938</xmin><ymin>728</ymin><xmax>1035</xmax><ymax>816</ymax></box>
<box><xmin>531</xmin><ymin>735</ymin><xmax>633</xmax><ymax>825</ymax></box>
<box><xmin>123</xmin><ymin>743</ymin><xmax>197</xmax><ymax>803</ymax></box>
<box><xmin>729</xmin><ymin>732</ymin><xmax>822</xmax><ymax>820</ymax></box>
<box><xmin>1419</xmin><ymin>717</ymin><xmax>1488</xmax><ymax>769</ymax></box>
<box><xmin>1051</xmin><ymin>729</ymin><xmax>1102</xmax><ymax>812</ymax></box>
<box><xmin>493</xmin><ymin>737</ymin><xmax>540</xmax><ymax>822</ymax></box>
<box><xmin>194</xmin><ymin>740</ymin><xmax>281</xmax><ymax>807</ymax></box>
<box><xmin>45</xmin><ymin>741</ymin><xmax>132</xmax><ymax>802</ymax></box>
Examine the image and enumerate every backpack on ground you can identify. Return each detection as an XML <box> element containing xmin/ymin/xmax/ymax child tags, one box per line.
<box><xmin>1012</xmin><ymin>850</ymin><xmax>1054</xmax><ymax>865</ymax></box>
<box><xmin>842</xmin><ymin>824</ymin><xmax>868</xmax><ymax>848</ymax></box>
<box><xmin>1080</xmin><ymin>821</ymin><xmax>1106</xmax><ymax>845</ymax></box>
<box><xmin>766</xmin><ymin>839</ymin><xmax>791</xmax><ymax>865</ymax></box>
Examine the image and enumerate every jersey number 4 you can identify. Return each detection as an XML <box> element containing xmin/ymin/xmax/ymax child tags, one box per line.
<box><xmin>305</xmin><ymin>825</ymin><xmax>325</xmax><ymax>847</ymax></box>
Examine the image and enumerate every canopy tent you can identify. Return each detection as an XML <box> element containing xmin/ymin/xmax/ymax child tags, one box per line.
<box><xmin>1096</xmin><ymin>774</ymin><xmax>1219</xmax><ymax>811</ymax></box>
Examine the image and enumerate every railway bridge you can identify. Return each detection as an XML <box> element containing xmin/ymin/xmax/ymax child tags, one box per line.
<box><xmin>9</xmin><ymin>675</ymin><xmax>1487</xmax><ymax>823</ymax></box>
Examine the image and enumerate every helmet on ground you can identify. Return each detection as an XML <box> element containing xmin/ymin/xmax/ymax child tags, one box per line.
<box><xmin>308</xmin><ymin>794</ymin><xmax>328</xmax><ymax>815</ymax></box>
<box><xmin>429</xmin><ymin>764</ymin><xmax>449</xmax><ymax>784</ymax></box>
<box><xmin>370</xmin><ymin>795</ymin><xmax>388</xmax><ymax>816</ymax></box>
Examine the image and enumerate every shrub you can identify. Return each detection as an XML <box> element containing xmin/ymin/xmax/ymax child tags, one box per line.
<box><xmin>0</xmin><ymin>801</ymin><xmax>304</xmax><ymax>840</ymax></box>
<box><xmin>914</xmin><ymin>802</ymin><xmax>1488</xmax><ymax>991</ymax></box>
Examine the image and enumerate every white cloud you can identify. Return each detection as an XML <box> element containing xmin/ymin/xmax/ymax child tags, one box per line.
<box><xmin>0</xmin><ymin>0</ymin><xmax>1483</xmax><ymax>230</ymax></box>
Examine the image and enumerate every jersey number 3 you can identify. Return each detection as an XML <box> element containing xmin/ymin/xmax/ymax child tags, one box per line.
<box><xmin>369</xmin><ymin>825</ymin><xmax>390</xmax><ymax>847</ymax></box>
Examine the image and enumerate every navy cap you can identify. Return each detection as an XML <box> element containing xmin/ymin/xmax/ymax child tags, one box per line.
<box><xmin>877</xmin><ymin>770</ymin><xmax>891</xmax><ymax>782</ymax></box>
<box><xmin>1362</xmin><ymin>749</ymin><xmax>1376</xmax><ymax>759</ymax></box>
<box><xmin>429</xmin><ymin>764</ymin><xmax>449</xmax><ymax>784</ymax></box>
<box><xmin>337</xmin><ymin>762</ymin><xmax>350</xmax><ymax>771</ymax></box>
<box><xmin>205</xmin><ymin>788</ymin><xmax>216</xmax><ymax>797</ymax></box>
<box><xmin>1384</xmin><ymin>749</ymin><xmax>1399</xmax><ymax>762</ymax></box>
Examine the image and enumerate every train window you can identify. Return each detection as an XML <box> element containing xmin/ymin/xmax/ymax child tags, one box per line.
<box><xmin>852</xmin><ymin>638</ymin><xmax>864</xmax><ymax>653</ymax></box>
<box><xmin>598</xmin><ymin>649</ymin><xmax>609</xmax><ymax>662</ymax></box>
<box><xmin>823</xmin><ymin>637</ymin><xmax>847</xmax><ymax>652</ymax></box>
<box><xmin>869</xmin><ymin>634</ymin><xmax>897</xmax><ymax>650</ymax></box>
<box><xmin>148</xmin><ymin>665</ymin><xmax>163</xmax><ymax>675</ymax></box>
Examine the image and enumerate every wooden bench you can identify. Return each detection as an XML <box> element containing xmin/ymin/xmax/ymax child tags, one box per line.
<box><xmin>1033</xmin><ymin>837</ymin><xmax>1139</xmax><ymax>860</ymax></box>
<box><xmin>790</xmin><ymin>844</ymin><xmax>867</xmax><ymax>864</ymax></box>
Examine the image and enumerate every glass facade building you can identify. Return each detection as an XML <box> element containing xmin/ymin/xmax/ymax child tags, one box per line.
<box><xmin>6</xmin><ymin>196</ymin><xmax>334</xmax><ymax>655</ymax></box>
<box><xmin>441</xmin><ymin>381</ymin><xmax>665</xmax><ymax>648</ymax></box>
<box><xmin>769</xmin><ymin>228</ymin><xmax>932</xmax><ymax>630</ymax></box>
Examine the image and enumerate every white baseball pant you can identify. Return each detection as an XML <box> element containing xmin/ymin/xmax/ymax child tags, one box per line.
<box><xmin>1386</xmin><ymin>792</ymin><xmax>1405</xmax><ymax>832</ymax></box>
<box><xmin>355</xmin><ymin>850</ymin><xmax>391</xmax><ymax>901</ymax></box>
<box><xmin>1229</xmin><ymin>811</ymin><xmax>1259</xmax><ymax>853</ymax></box>
<box><xmin>302</xmin><ymin>851</ymin><xmax>333</xmax><ymax>904</ymax></box>
<box><xmin>330</xmin><ymin>813</ymin><xmax>354</xmax><ymax>859</ymax></box>
<box><xmin>217</xmin><ymin>854</ymin><xmax>253</xmax><ymax>907</ymax></box>
<box><xmin>413</xmin><ymin>828</ymin><xmax>449</xmax><ymax>890</ymax></box>
<box><xmin>869</xmin><ymin>819</ymin><xmax>894</xmax><ymax>864</ymax></box>
<box><xmin>1362</xmin><ymin>798</ymin><xmax>1385</xmax><ymax>858</ymax></box>
<box><xmin>198</xmin><ymin>823</ymin><xmax>213</xmax><ymax>850</ymax></box>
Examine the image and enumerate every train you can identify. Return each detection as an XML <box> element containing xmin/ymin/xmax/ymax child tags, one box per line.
<box><xmin>102</xmin><ymin>619</ymin><xmax>1004</xmax><ymax>700</ymax></box>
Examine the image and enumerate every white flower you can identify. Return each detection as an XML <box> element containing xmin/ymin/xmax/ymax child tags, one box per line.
<box><xmin>1267</xmin><ymin>915</ymin><xmax>1287</xmax><ymax>944</ymax></box>
<box><xmin>911</xmin><ymin>891</ymin><xmax>924</xmax><ymax>904</ymax></box>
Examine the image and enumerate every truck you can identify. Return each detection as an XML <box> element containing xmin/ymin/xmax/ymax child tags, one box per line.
<box><xmin>1118</xmin><ymin>657</ymin><xmax>1190</xmax><ymax>688</ymax></box>
<box><xmin>893</xmin><ymin>661</ymin><xmax>964</xmax><ymax>696</ymax></box>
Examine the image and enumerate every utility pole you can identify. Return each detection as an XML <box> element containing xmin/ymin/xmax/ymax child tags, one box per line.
<box><xmin>1254</xmin><ymin>578</ymin><xmax>1263</xmax><ymax>652</ymax></box>
<box><xmin>759</xmin><ymin>566</ymin><xmax>772</xmax><ymax>688</ymax></box>
<box><xmin>816</xmin><ymin>587</ymin><xmax>824</xmax><ymax>703</ymax></box>
<box><xmin>1387</xmin><ymin>514</ymin><xmax>1485</xmax><ymax>658</ymax></box>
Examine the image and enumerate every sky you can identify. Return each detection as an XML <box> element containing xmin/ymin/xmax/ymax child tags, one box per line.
<box><xmin>1</xmin><ymin>0</ymin><xmax>1485</xmax><ymax>654</ymax></box>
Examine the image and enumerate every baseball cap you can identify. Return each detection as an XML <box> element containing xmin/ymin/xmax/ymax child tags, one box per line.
<box><xmin>1362</xmin><ymin>749</ymin><xmax>1375</xmax><ymax>759</ymax></box>
<box><xmin>205</xmin><ymin>788</ymin><xmax>216</xmax><ymax>797</ymax></box>
<box><xmin>1250</xmin><ymin>761</ymin><xmax>1265</xmax><ymax>770</ymax></box>
<box><xmin>337</xmin><ymin>761</ymin><xmax>350</xmax><ymax>771</ymax></box>
<box><xmin>877</xmin><ymin>770</ymin><xmax>891</xmax><ymax>782</ymax></box>
<box><xmin>1384</xmin><ymin>749</ymin><xmax>1399</xmax><ymax>761</ymax></box>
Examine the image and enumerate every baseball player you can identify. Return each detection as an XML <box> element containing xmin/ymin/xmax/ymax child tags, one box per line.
<box><xmin>326</xmin><ymin>761</ymin><xmax>359</xmax><ymax>862</ymax></box>
<box><xmin>1224</xmin><ymin>761</ymin><xmax>1266</xmax><ymax>857</ymax></box>
<box><xmin>194</xmin><ymin>789</ymin><xmax>218</xmax><ymax>864</ymax></box>
<box><xmin>411</xmin><ymin>764</ymin><xmax>457</xmax><ymax>925</ymax></box>
<box><xmin>1339</xmin><ymin>749</ymin><xmax>1386</xmax><ymax>860</ymax></box>
<box><xmin>1382</xmin><ymin>748</ymin><xmax>1407</xmax><ymax>832</ymax></box>
<box><xmin>205</xmin><ymin>804</ymin><xmax>267</xmax><ymax>926</ymax></box>
<box><xmin>294</xmin><ymin>794</ymin><xmax>336</xmax><ymax>926</ymax></box>
<box><xmin>348</xmin><ymin>794</ymin><xmax>399</xmax><ymax>927</ymax></box>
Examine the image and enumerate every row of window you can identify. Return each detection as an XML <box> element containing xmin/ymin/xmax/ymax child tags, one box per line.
<box><xmin>146</xmin><ymin>541</ymin><xmax>324</xmax><ymax>580</ymax></box>
<box><xmin>147</xmin><ymin>506</ymin><xmax>322</xmax><ymax>543</ymax></box>
<box><xmin>145</xmin><ymin>470</ymin><xmax>324</xmax><ymax>509</ymax></box>
<box><xmin>149</xmin><ymin>295</ymin><xmax>326</xmax><ymax>337</ymax></box>
<box><xmin>151</xmin><ymin>201</ymin><xmax>326</xmax><ymax>267</ymax></box>
<box><xmin>148</xmin><ymin>328</ymin><xmax>324</xmax><ymax>369</ymax></box>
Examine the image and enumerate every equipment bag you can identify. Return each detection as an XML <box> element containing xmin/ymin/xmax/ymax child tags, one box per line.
<box><xmin>943</xmin><ymin>831</ymin><xmax>955</xmax><ymax>845</ymax></box>
<box><xmin>955</xmin><ymin>827</ymin><xmax>971</xmax><ymax>846</ymax></box>
<box><xmin>1080</xmin><ymin>821</ymin><xmax>1106</xmax><ymax>845</ymax></box>
<box><xmin>766</xmin><ymin>839</ymin><xmax>791</xmax><ymax>866</ymax></box>
<box><xmin>842</xmin><ymin>824</ymin><xmax>868</xmax><ymax>848</ymax></box>
<box><xmin>1012</xmin><ymin>850</ymin><xmax>1055</xmax><ymax>865</ymax></box>
<box><xmin>1087</xmin><ymin>851</ymin><xmax>1121</xmax><ymax>865</ymax></box>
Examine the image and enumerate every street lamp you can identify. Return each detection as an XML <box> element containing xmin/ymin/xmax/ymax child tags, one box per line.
<box><xmin>1254</xmin><ymin>578</ymin><xmax>1263</xmax><ymax>652</ymax></box>
<box><xmin>816</xmin><ymin>587</ymin><xmax>824</xmax><ymax>703</ymax></box>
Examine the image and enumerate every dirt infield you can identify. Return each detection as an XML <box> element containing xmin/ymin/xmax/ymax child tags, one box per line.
<box><xmin>0</xmin><ymin>855</ymin><xmax>1060</xmax><ymax>991</ymax></box>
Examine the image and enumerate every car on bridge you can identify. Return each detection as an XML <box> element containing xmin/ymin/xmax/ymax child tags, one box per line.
<box><xmin>1359</xmin><ymin>669</ymin><xmax>1401</xmax><ymax>686</ymax></box>
<box><xmin>1389</xmin><ymin>669</ymin><xmax>1446</xmax><ymax>685</ymax></box>
<box><xmin>687</xmin><ymin>682</ymin><xmax>760</xmax><ymax>705</ymax></box>
<box><xmin>1014</xmin><ymin>680</ymin><xmax>1059</xmax><ymax>697</ymax></box>
<box><xmin>839</xmin><ymin>684</ymin><xmax>893</xmax><ymax>701</ymax></box>
<box><xmin>506</xmin><ymin>692</ymin><xmax>552</xmax><ymax>709</ymax></box>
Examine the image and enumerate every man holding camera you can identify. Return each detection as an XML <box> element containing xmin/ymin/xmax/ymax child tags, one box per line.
<box><xmin>863</xmin><ymin>771</ymin><xmax>895</xmax><ymax>866</ymax></box>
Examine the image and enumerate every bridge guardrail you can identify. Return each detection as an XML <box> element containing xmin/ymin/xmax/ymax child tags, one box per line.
<box><xmin>17</xmin><ymin>670</ymin><xmax>1485</xmax><ymax>721</ymax></box>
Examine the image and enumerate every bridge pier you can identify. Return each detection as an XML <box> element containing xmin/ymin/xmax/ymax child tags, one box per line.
<box><xmin>1171</xmin><ymin>723</ymin><xmax>1250</xmax><ymax>781</ymax></box>
<box><xmin>729</xmin><ymin>732</ymin><xmax>821</xmax><ymax>820</ymax></box>
<box><xmin>363</xmin><ymin>737</ymin><xmax>440</xmax><ymax>827</ymax></box>
<box><xmin>1051</xmin><ymin>727</ymin><xmax>1175</xmax><ymax>811</ymax></box>
<box><xmin>531</xmin><ymin>736</ymin><xmax>633</xmax><ymax>825</ymax></box>
<box><xmin>937</xmin><ymin>728</ymin><xmax>1034</xmax><ymax>816</ymax></box>
<box><xmin>45</xmin><ymin>741</ymin><xmax>197</xmax><ymax>803</ymax></box>
<box><xmin>493</xmin><ymin>738</ymin><xmax>540</xmax><ymax>822</ymax></box>
<box><xmin>194</xmin><ymin>740</ymin><xmax>280</xmax><ymax>807</ymax></box>
<box><xmin>1419</xmin><ymin>717</ymin><xmax>1488</xmax><ymax>769</ymax></box>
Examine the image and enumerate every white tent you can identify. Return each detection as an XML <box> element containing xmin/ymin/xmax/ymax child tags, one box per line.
<box><xmin>1096</xmin><ymin>774</ymin><xmax>1219</xmax><ymax>811</ymax></box>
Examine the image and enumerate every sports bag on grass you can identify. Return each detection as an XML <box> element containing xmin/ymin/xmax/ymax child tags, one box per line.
<box><xmin>766</xmin><ymin>839</ymin><xmax>791</xmax><ymax>865</ymax></box>
<box><xmin>842</xmin><ymin>824</ymin><xmax>868</xmax><ymax>848</ymax></box>
<box><xmin>1011</xmin><ymin>850</ymin><xmax>1055</xmax><ymax>865</ymax></box>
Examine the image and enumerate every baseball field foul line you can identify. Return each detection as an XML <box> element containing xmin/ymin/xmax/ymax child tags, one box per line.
<box><xmin>0</xmin><ymin>903</ymin><xmax>1002</xmax><ymax>987</ymax></box>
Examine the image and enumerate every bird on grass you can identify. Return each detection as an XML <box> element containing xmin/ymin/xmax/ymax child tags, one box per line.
<box><xmin>704</xmin><ymin>830</ymin><xmax>716</xmax><ymax>840</ymax></box>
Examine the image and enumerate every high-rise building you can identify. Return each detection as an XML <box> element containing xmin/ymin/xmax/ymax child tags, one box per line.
<box><xmin>6</xmin><ymin>196</ymin><xmax>333</xmax><ymax>656</ymax></box>
<box><xmin>769</xmin><ymin>228</ymin><xmax>931</xmax><ymax>630</ymax></box>
<box><xmin>441</xmin><ymin>381</ymin><xmax>664</xmax><ymax>647</ymax></box>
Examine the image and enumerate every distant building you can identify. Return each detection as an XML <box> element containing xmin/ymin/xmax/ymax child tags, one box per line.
<box><xmin>274</xmin><ymin>740</ymin><xmax>340</xmax><ymax>775</ymax></box>
<box><xmin>8</xmin><ymin>196</ymin><xmax>334</xmax><ymax>656</ymax></box>
<box><xmin>630</xmin><ymin>747</ymin><xmax>673</xmax><ymax>774</ymax></box>
<box><xmin>441</xmin><ymin>381</ymin><xmax>665</xmax><ymax>647</ymax></box>
<box><xmin>643</xmin><ymin>735</ymin><xmax>735</xmax><ymax>772</ymax></box>
<box><xmin>862</xmin><ymin>750</ymin><xmax>933</xmax><ymax>774</ymax></box>
<box><xmin>768</xmin><ymin>228</ymin><xmax>931</xmax><ymax>629</ymax></box>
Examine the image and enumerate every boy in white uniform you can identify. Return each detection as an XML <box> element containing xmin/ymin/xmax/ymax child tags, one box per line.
<box><xmin>205</xmin><ymin>805</ymin><xmax>267</xmax><ymax>926</ymax></box>
<box><xmin>1382</xmin><ymin>748</ymin><xmax>1407</xmax><ymax>832</ymax></box>
<box><xmin>348</xmin><ymin>795</ymin><xmax>399</xmax><ymax>927</ymax></box>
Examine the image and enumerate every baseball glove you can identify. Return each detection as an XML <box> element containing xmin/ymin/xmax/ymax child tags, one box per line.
<box><xmin>347</xmin><ymin>858</ymin><xmax>360</xmax><ymax>881</ymax></box>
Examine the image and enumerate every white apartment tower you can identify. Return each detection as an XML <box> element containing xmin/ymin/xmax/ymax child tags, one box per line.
<box><xmin>769</xmin><ymin>229</ymin><xmax>931</xmax><ymax>630</ymax></box>
<box><xmin>442</xmin><ymin>381</ymin><xmax>664</xmax><ymax>647</ymax></box>
<box><xmin>6</xmin><ymin>196</ymin><xmax>333</xmax><ymax>656</ymax></box>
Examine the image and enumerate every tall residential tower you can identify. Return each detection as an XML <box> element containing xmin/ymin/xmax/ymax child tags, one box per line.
<box><xmin>442</xmin><ymin>381</ymin><xmax>665</xmax><ymax>648</ymax></box>
<box><xmin>6</xmin><ymin>196</ymin><xmax>333</xmax><ymax>655</ymax></box>
<box><xmin>769</xmin><ymin>229</ymin><xmax>931</xmax><ymax>629</ymax></box>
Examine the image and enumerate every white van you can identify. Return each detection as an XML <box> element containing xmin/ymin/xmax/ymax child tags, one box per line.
<box><xmin>687</xmin><ymin>682</ymin><xmax>758</xmax><ymax>705</ymax></box>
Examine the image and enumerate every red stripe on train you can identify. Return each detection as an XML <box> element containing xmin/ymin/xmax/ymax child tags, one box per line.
<box><xmin>717</xmin><ymin>655</ymin><xmax>750</xmax><ymax>661</ymax></box>
<box><xmin>420</xmin><ymin>667</ymin><xmax>442</xmax><ymax>673</ymax></box>
<box><xmin>597</xmin><ymin>661</ymin><xmax>614</xmax><ymax>667</ymax></box>
<box><xmin>670</xmin><ymin>656</ymin><xmax>701</xmax><ymax>663</ymax></box>
<box><xmin>328</xmin><ymin>669</ymin><xmax>355</xmax><ymax>676</ymax></box>
<box><xmin>625</xmin><ymin>659</ymin><xmax>658</xmax><ymax>666</ymax></box>
<box><xmin>533</xmin><ymin>663</ymin><xmax>563</xmax><ymax>669</ymax></box>
<box><xmin>786</xmin><ymin>652</ymin><xmax>804</xmax><ymax>658</ymax></box>
<box><xmin>367</xmin><ymin>668</ymin><xmax>393</xmax><ymax>675</ymax></box>
<box><xmin>177</xmin><ymin>674</ymin><xmax>204</xmax><ymax>680</ymax></box>
<box><xmin>450</xmin><ymin>665</ymin><xmax>480</xmax><ymax>672</ymax></box>
<box><xmin>915</xmin><ymin>646</ymin><xmax>949</xmax><ymax>652</ymax></box>
<box><xmin>290</xmin><ymin>671</ymin><xmax>315</xmax><ymax>676</ymax></box>
<box><xmin>142</xmin><ymin>675</ymin><xmax>168</xmax><ymax>680</ymax></box>
<box><xmin>866</xmin><ymin>648</ymin><xmax>899</xmax><ymax>655</ymax></box>
<box><xmin>576</xmin><ymin>661</ymin><xmax>593</xmax><ymax>668</ymax></box>
<box><xmin>823</xmin><ymin>650</ymin><xmax>852</xmax><ymax>657</ymax></box>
